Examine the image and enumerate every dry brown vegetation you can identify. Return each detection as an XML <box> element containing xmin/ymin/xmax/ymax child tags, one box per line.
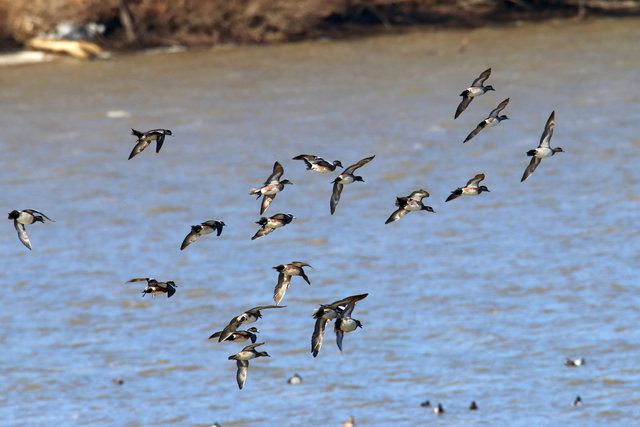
<box><xmin>0</xmin><ymin>0</ymin><xmax>638</xmax><ymax>50</ymax></box>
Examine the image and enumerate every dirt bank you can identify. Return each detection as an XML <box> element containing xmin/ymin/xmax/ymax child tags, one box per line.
<box><xmin>1</xmin><ymin>0</ymin><xmax>639</xmax><ymax>50</ymax></box>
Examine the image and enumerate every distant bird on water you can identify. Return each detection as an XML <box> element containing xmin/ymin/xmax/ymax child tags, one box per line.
<box><xmin>180</xmin><ymin>220</ymin><xmax>225</xmax><ymax>250</ymax></box>
<box><xmin>455</xmin><ymin>68</ymin><xmax>494</xmax><ymax>119</ymax></box>
<box><xmin>127</xmin><ymin>277</ymin><xmax>177</xmax><ymax>298</ymax></box>
<box><xmin>463</xmin><ymin>98</ymin><xmax>510</xmax><ymax>143</ymax></box>
<box><xmin>249</xmin><ymin>161</ymin><xmax>292</xmax><ymax>215</ymax></box>
<box><xmin>385</xmin><ymin>189</ymin><xmax>434</xmax><ymax>224</ymax></box>
<box><xmin>445</xmin><ymin>173</ymin><xmax>490</xmax><ymax>202</ymax></box>
<box><xmin>8</xmin><ymin>209</ymin><xmax>54</xmax><ymax>250</ymax></box>
<box><xmin>272</xmin><ymin>262</ymin><xmax>312</xmax><ymax>305</ymax></box>
<box><xmin>128</xmin><ymin>128</ymin><xmax>172</xmax><ymax>160</ymax></box>
<box><xmin>521</xmin><ymin>111</ymin><xmax>563</xmax><ymax>182</ymax></box>
<box><xmin>341</xmin><ymin>415</ymin><xmax>355</xmax><ymax>427</ymax></box>
<box><xmin>228</xmin><ymin>342</ymin><xmax>270</xmax><ymax>390</ymax></box>
<box><xmin>292</xmin><ymin>154</ymin><xmax>343</xmax><ymax>173</ymax></box>
<box><xmin>330</xmin><ymin>155</ymin><xmax>375</xmax><ymax>215</ymax></box>
<box><xmin>565</xmin><ymin>357</ymin><xmax>586</xmax><ymax>367</ymax></box>
<box><xmin>251</xmin><ymin>213</ymin><xmax>294</xmax><ymax>240</ymax></box>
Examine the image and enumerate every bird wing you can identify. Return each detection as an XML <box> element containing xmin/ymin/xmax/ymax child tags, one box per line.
<box><xmin>264</xmin><ymin>161</ymin><xmax>284</xmax><ymax>184</ymax></box>
<box><xmin>155</xmin><ymin>133</ymin><xmax>165</xmax><ymax>153</ymax></box>
<box><xmin>335</xmin><ymin>328</ymin><xmax>345</xmax><ymax>351</ymax></box>
<box><xmin>330</xmin><ymin>181</ymin><xmax>343</xmax><ymax>215</ymax></box>
<box><xmin>26</xmin><ymin>209</ymin><xmax>54</xmax><ymax>222</ymax></box>
<box><xmin>292</xmin><ymin>154</ymin><xmax>316</xmax><ymax>162</ymax></box>
<box><xmin>127</xmin><ymin>277</ymin><xmax>151</xmax><ymax>283</ymax></box>
<box><xmin>248</xmin><ymin>305</ymin><xmax>282</xmax><ymax>313</ymax></box>
<box><xmin>128</xmin><ymin>140</ymin><xmax>150</xmax><ymax>160</ymax></box>
<box><xmin>236</xmin><ymin>360</ymin><xmax>249</xmax><ymax>390</ymax></box>
<box><xmin>343</xmin><ymin>155</ymin><xmax>375</xmax><ymax>175</ymax></box>
<box><xmin>328</xmin><ymin>293</ymin><xmax>369</xmax><ymax>309</ymax></box>
<box><xmin>539</xmin><ymin>111</ymin><xmax>555</xmax><ymax>149</ymax></box>
<box><xmin>472</xmin><ymin>68</ymin><xmax>492</xmax><ymax>86</ymax></box>
<box><xmin>521</xmin><ymin>157</ymin><xmax>541</xmax><ymax>182</ymax></box>
<box><xmin>291</xmin><ymin>261</ymin><xmax>312</xmax><ymax>268</ymax></box>
<box><xmin>273</xmin><ymin>272</ymin><xmax>291</xmax><ymax>306</ymax></box>
<box><xmin>251</xmin><ymin>226</ymin><xmax>273</xmax><ymax>240</ymax></box>
<box><xmin>490</xmin><ymin>98</ymin><xmax>510</xmax><ymax>117</ymax></box>
<box><xmin>409</xmin><ymin>190</ymin><xmax>429</xmax><ymax>200</ymax></box>
<box><xmin>385</xmin><ymin>208</ymin><xmax>408</xmax><ymax>224</ymax></box>
<box><xmin>202</xmin><ymin>220</ymin><xmax>225</xmax><ymax>236</ymax></box>
<box><xmin>445</xmin><ymin>189</ymin><xmax>462</xmax><ymax>202</ymax></box>
<box><xmin>311</xmin><ymin>317</ymin><xmax>329</xmax><ymax>357</ymax></box>
<box><xmin>14</xmin><ymin>221</ymin><xmax>31</xmax><ymax>250</ymax></box>
<box><xmin>180</xmin><ymin>230</ymin><xmax>198</xmax><ymax>250</ymax></box>
<box><xmin>466</xmin><ymin>173</ymin><xmax>486</xmax><ymax>187</ymax></box>
<box><xmin>463</xmin><ymin>122</ymin><xmax>485</xmax><ymax>143</ymax></box>
<box><xmin>208</xmin><ymin>330</ymin><xmax>222</xmax><ymax>340</ymax></box>
<box><xmin>218</xmin><ymin>318</ymin><xmax>241</xmax><ymax>342</ymax></box>
<box><xmin>241</xmin><ymin>342</ymin><xmax>265</xmax><ymax>351</ymax></box>
<box><xmin>260</xmin><ymin>194</ymin><xmax>274</xmax><ymax>215</ymax></box>
<box><xmin>455</xmin><ymin>96</ymin><xmax>473</xmax><ymax>119</ymax></box>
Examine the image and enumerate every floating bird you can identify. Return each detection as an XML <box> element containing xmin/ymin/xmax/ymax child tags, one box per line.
<box><xmin>249</xmin><ymin>161</ymin><xmax>292</xmax><ymax>214</ymax></box>
<box><xmin>180</xmin><ymin>220</ymin><xmax>225</xmax><ymax>250</ymax></box>
<box><xmin>420</xmin><ymin>400</ymin><xmax>431</xmax><ymax>408</ymax></box>
<box><xmin>127</xmin><ymin>277</ymin><xmax>177</xmax><ymax>298</ymax></box>
<box><xmin>385</xmin><ymin>189</ymin><xmax>434</xmax><ymax>224</ymax></box>
<box><xmin>292</xmin><ymin>154</ymin><xmax>343</xmax><ymax>173</ymax></box>
<box><xmin>341</xmin><ymin>415</ymin><xmax>355</xmax><ymax>427</ymax></box>
<box><xmin>228</xmin><ymin>342</ymin><xmax>270</xmax><ymax>390</ymax></box>
<box><xmin>128</xmin><ymin>128</ymin><xmax>172</xmax><ymax>160</ymax></box>
<box><xmin>463</xmin><ymin>98</ymin><xmax>510</xmax><ymax>143</ymax></box>
<box><xmin>433</xmin><ymin>403</ymin><xmax>445</xmax><ymax>414</ymax></box>
<box><xmin>573</xmin><ymin>396</ymin><xmax>582</xmax><ymax>407</ymax></box>
<box><xmin>330</xmin><ymin>155</ymin><xmax>375</xmax><ymax>215</ymax></box>
<box><xmin>521</xmin><ymin>111</ymin><xmax>563</xmax><ymax>182</ymax></box>
<box><xmin>287</xmin><ymin>373</ymin><xmax>302</xmax><ymax>385</ymax></box>
<box><xmin>208</xmin><ymin>327</ymin><xmax>259</xmax><ymax>343</ymax></box>
<box><xmin>455</xmin><ymin>68</ymin><xmax>494</xmax><ymax>119</ymax></box>
<box><xmin>251</xmin><ymin>213</ymin><xmax>294</xmax><ymax>240</ymax></box>
<box><xmin>445</xmin><ymin>173</ymin><xmax>490</xmax><ymax>202</ymax></box>
<box><xmin>311</xmin><ymin>293</ymin><xmax>368</xmax><ymax>357</ymax></box>
<box><xmin>8</xmin><ymin>209</ymin><xmax>54</xmax><ymax>250</ymax></box>
<box><xmin>470</xmin><ymin>401</ymin><xmax>478</xmax><ymax>410</ymax></box>
<box><xmin>217</xmin><ymin>305</ymin><xmax>284</xmax><ymax>342</ymax></box>
<box><xmin>272</xmin><ymin>261</ymin><xmax>312</xmax><ymax>305</ymax></box>
<box><xmin>565</xmin><ymin>357</ymin><xmax>586</xmax><ymax>367</ymax></box>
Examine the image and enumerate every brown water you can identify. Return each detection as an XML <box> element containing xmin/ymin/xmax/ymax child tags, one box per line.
<box><xmin>1</xmin><ymin>17</ymin><xmax>639</xmax><ymax>426</ymax></box>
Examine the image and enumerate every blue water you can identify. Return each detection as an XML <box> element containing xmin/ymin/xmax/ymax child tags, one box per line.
<box><xmin>1</xmin><ymin>17</ymin><xmax>639</xmax><ymax>426</ymax></box>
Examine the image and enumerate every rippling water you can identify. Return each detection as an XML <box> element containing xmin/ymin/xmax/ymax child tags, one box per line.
<box><xmin>1</xmin><ymin>17</ymin><xmax>639</xmax><ymax>426</ymax></box>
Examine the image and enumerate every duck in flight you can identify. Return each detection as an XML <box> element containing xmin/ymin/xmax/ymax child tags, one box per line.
<box><xmin>216</xmin><ymin>305</ymin><xmax>284</xmax><ymax>342</ymax></box>
<box><xmin>180</xmin><ymin>220</ymin><xmax>225</xmax><ymax>250</ymax></box>
<box><xmin>293</xmin><ymin>154</ymin><xmax>343</xmax><ymax>173</ymax></box>
<box><xmin>385</xmin><ymin>189</ymin><xmax>434</xmax><ymax>224</ymax></box>
<box><xmin>521</xmin><ymin>111</ymin><xmax>563</xmax><ymax>182</ymax></box>
<box><xmin>228</xmin><ymin>342</ymin><xmax>270</xmax><ymax>389</ymax></box>
<box><xmin>250</xmin><ymin>161</ymin><xmax>292</xmax><ymax>215</ymax></box>
<box><xmin>330</xmin><ymin>155</ymin><xmax>375</xmax><ymax>215</ymax></box>
<box><xmin>8</xmin><ymin>209</ymin><xmax>54</xmax><ymax>250</ymax></box>
<box><xmin>272</xmin><ymin>262</ymin><xmax>312</xmax><ymax>306</ymax></box>
<box><xmin>455</xmin><ymin>68</ymin><xmax>494</xmax><ymax>119</ymax></box>
<box><xmin>311</xmin><ymin>293</ymin><xmax>368</xmax><ymax>357</ymax></box>
<box><xmin>127</xmin><ymin>277</ymin><xmax>178</xmax><ymax>298</ymax></box>
<box><xmin>128</xmin><ymin>128</ymin><xmax>172</xmax><ymax>160</ymax></box>
<box><xmin>463</xmin><ymin>98</ymin><xmax>510</xmax><ymax>143</ymax></box>
<box><xmin>208</xmin><ymin>326</ymin><xmax>259</xmax><ymax>343</ymax></box>
<box><xmin>251</xmin><ymin>213</ymin><xmax>295</xmax><ymax>240</ymax></box>
<box><xmin>445</xmin><ymin>174</ymin><xmax>490</xmax><ymax>202</ymax></box>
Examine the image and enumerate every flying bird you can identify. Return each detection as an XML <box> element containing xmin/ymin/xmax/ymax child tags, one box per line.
<box><xmin>330</xmin><ymin>155</ymin><xmax>375</xmax><ymax>215</ymax></box>
<box><xmin>445</xmin><ymin>173</ymin><xmax>490</xmax><ymax>202</ymax></box>
<box><xmin>180</xmin><ymin>220</ymin><xmax>225</xmax><ymax>250</ymax></box>
<box><xmin>521</xmin><ymin>111</ymin><xmax>563</xmax><ymax>182</ymax></box>
<box><xmin>385</xmin><ymin>189</ymin><xmax>434</xmax><ymax>224</ymax></box>
<box><xmin>228</xmin><ymin>342</ymin><xmax>270</xmax><ymax>389</ymax></box>
<box><xmin>311</xmin><ymin>293</ymin><xmax>368</xmax><ymax>357</ymax></box>
<box><xmin>454</xmin><ymin>68</ymin><xmax>494</xmax><ymax>119</ymax></box>
<box><xmin>208</xmin><ymin>327</ymin><xmax>259</xmax><ymax>343</ymax></box>
<box><xmin>128</xmin><ymin>128</ymin><xmax>172</xmax><ymax>160</ymax></box>
<box><xmin>272</xmin><ymin>262</ymin><xmax>312</xmax><ymax>305</ymax></box>
<box><xmin>463</xmin><ymin>98</ymin><xmax>510</xmax><ymax>143</ymax></box>
<box><xmin>251</xmin><ymin>213</ymin><xmax>294</xmax><ymax>240</ymax></box>
<box><xmin>249</xmin><ymin>161</ymin><xmax>292</xmax><ymax>214</ymax></box>
<box><xmin>217</xmin><ymin>305</ymin><xmax>284</xmax><ymax>343</ymax></box>
<box><xmin>292</xmin><ymin>154</ymin><xmax>343</xmax><ymax>173</ymax></box>
<box><xmin>127</xmin><ymin>277</ymin><xmax>177</xmax><ymax>298</ymax></box>
<box><xmin>8</xmin><ymin>209</ymin><xmax>54</xmax><ymax>250</ymax></box>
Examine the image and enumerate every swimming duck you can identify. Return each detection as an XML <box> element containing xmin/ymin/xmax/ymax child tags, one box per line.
<box><xmin>330</xmin><ymin>155</ymin><xmax>375</xmax><ymax>215</ymax></box>
<box><xmin>292</xmin><ymin>154</ymin><xmax>343</xmax><ymax>173</ymax></box>
<box><xmin>573</xmin><ymin>396</ymin><xmax>582</xmax><ymax>406</ymax></box>
<box><xmin>445</xmin><ymin>173</ymin><xmax>490</xmax><ymax>202</ymax></box>
<box><xmin>228</xmin><ymin>342</ymin><xmax>270</xmax><ymax>390</ymax></box>
<box><xmin>455</xmin><ymin>68</ymin><xmax>494</xmax><ymax>119</ymax></box>
<box><xmin>463</xmin><ymin>98</ymin><xmax>510</xmax><ymax>143</ymax></box>
<box><xmin>385</xmin><ymin>189</ymin><xmax>434</xmax><ymax>224</ymax></box>
<box><xmin>217</xmin><ymin>305</ymin><xmax>284</xmax><ymax>342</ymax></box>
<box><xmin>433</xmin><ymin>403</ymin><xmax>445</xmax><ymax>414</ymax></box>
<box><xmin>251</xmin><ymin>213</ymin><xmax>295</xmax><ymax>240</ymax></box>
<box><xmin>521</xmin><ymin>111</ymin><xmax>563</xmax><ymax>182</ymax></box>
<box><xmin>272</xmin><ymin>261</ymin><xmax>312</xmax><ymax>305</ymax></box>
<box><xmin>180</xmin><ymin>220</ymin><xmax>225</xmax><ymax>250</ymax></box>
<box><xmin>208</xmin><ymin>327</ymin><xmax>259</xmax><ymax>343</ymax></box>
<box><xmin>565</xmin><ymin>357</ymin><xmax>586</xmax><ymax>367</ymax></box>
<box><xmin>469</xmin><ymin>401</ymin><xmax>478</xmax><ymax>410</ymax></box>
<box><xmin>249</xmin><ymin>161</ymin><xmax>292</xmax><ymax>215</ymax></box>
<box><xmin>311</xmin><ymin>293</ymin><xmax>368</xmax><ymax>357</ymax></box>
<box><xmin>127</xmin><ymin>277</ymin><xmax>177</xmax><ymax>298</ymax></box>
<box><xmin>8</xmin><ymin>209</ymin><xmax>54</xmax><ymax>250</ymax></box>
<box><xmin>128</xmin><ymin>128</ymin><xmax>172</xmax><ymax>160</ymax></box>
<box><xmin>341</xmin><ymin>415</ymin><xmax>355</xmax><ymax>427</ymax></box>
<box><xmin>287</xmin><ymin>373</ymin><xmax>302</xmax><ymax>385</ymax></box>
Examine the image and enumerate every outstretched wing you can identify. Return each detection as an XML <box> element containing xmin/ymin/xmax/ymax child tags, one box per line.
<box><xmin>463</xmin><ymin>122</ymin><xmax>485</xmax><ymax>143</ymax></box>
<box><xmin>466</xmin><ymin>173</ymin><xmax>485</xmax><ymax>187</ymax></box>
<box><xmin>128</xmin><ymin>140</ymin><xmax>150</xmax><ymax>160</ymax></box>
<box><xmin>343</xmin><ymin>155</ymin><xmax>375</xmax><ymax>175</ymax></box>
<box><xmin>472</xmin><ymin>68</ymin><xmax>491</xmax><ymax>86</ymax></box>
<box><xmin>180</xmin><ymin>230</ymin><xmax>198</xmax><ymax>250</ymax></box>
<box><xmin>14</xmin><ymin>221</ymin><xmax>31</xmax><ymax>250</ymax></box>
<box><xmin>236</xmin><ymin>360</ymin><xmax>249</xmax><ymax>390</ymax></box>
<box><xmin>489</xmin><ymin>98</ymin><xmax>510</xmax><ymax>117</ymax></box>
<box><xmin>455</xmin><ymin>96</ymin><xmax>473</xmax><ymax>119</ymax></box>
<box><xmin>311</xmin><ymin>317</ymin><xmax>329</xmax><ymax>357</ymax></box>
<box><xmin>539</xmin><ymin>111</ymin><xmax>555</xmax><ymax>149</ymax></box>
<box><xmin>155</xmin><ymin>133</ymin><xmax>166</xmax><ymax>153</ymax></box>
<box><xmin>385</xmin><ymin>208</ymin><xmax>408</xmax><ymax>224</ymax></box>
<box><xmin>264</xmin><ymin>161</ymin><xmax>284</xmax><ymax>184</ymax></box>
<box><xmin>330</xmin><ymin>181</ymin><xmax>343</xmax><ymax>215</ymax></box>
<box><xmin>260</xmin><ymin>195</ymin><xmax>274</xmax><ymax>215</ymax></box>
<box><xmin>273</xmin><ymin>272</ymin><xmax>291</xmax><ymax>306</ymax></box>
<box><xmin>521</xmin><ymin>157</ymin><xmax>541</xmax><ymax>182</ymax></box>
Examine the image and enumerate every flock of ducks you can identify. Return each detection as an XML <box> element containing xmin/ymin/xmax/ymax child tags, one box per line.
<box><xmin>8</xmin><ymin>66</ymin><xmax>572</xmax><ymax>423</ymax></box>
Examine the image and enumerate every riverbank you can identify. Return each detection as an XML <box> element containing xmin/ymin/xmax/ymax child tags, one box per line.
<box><xmin>1</xmin><ymin>0</ymin><xmax>639</xmax><ymax>53</ymax></box>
